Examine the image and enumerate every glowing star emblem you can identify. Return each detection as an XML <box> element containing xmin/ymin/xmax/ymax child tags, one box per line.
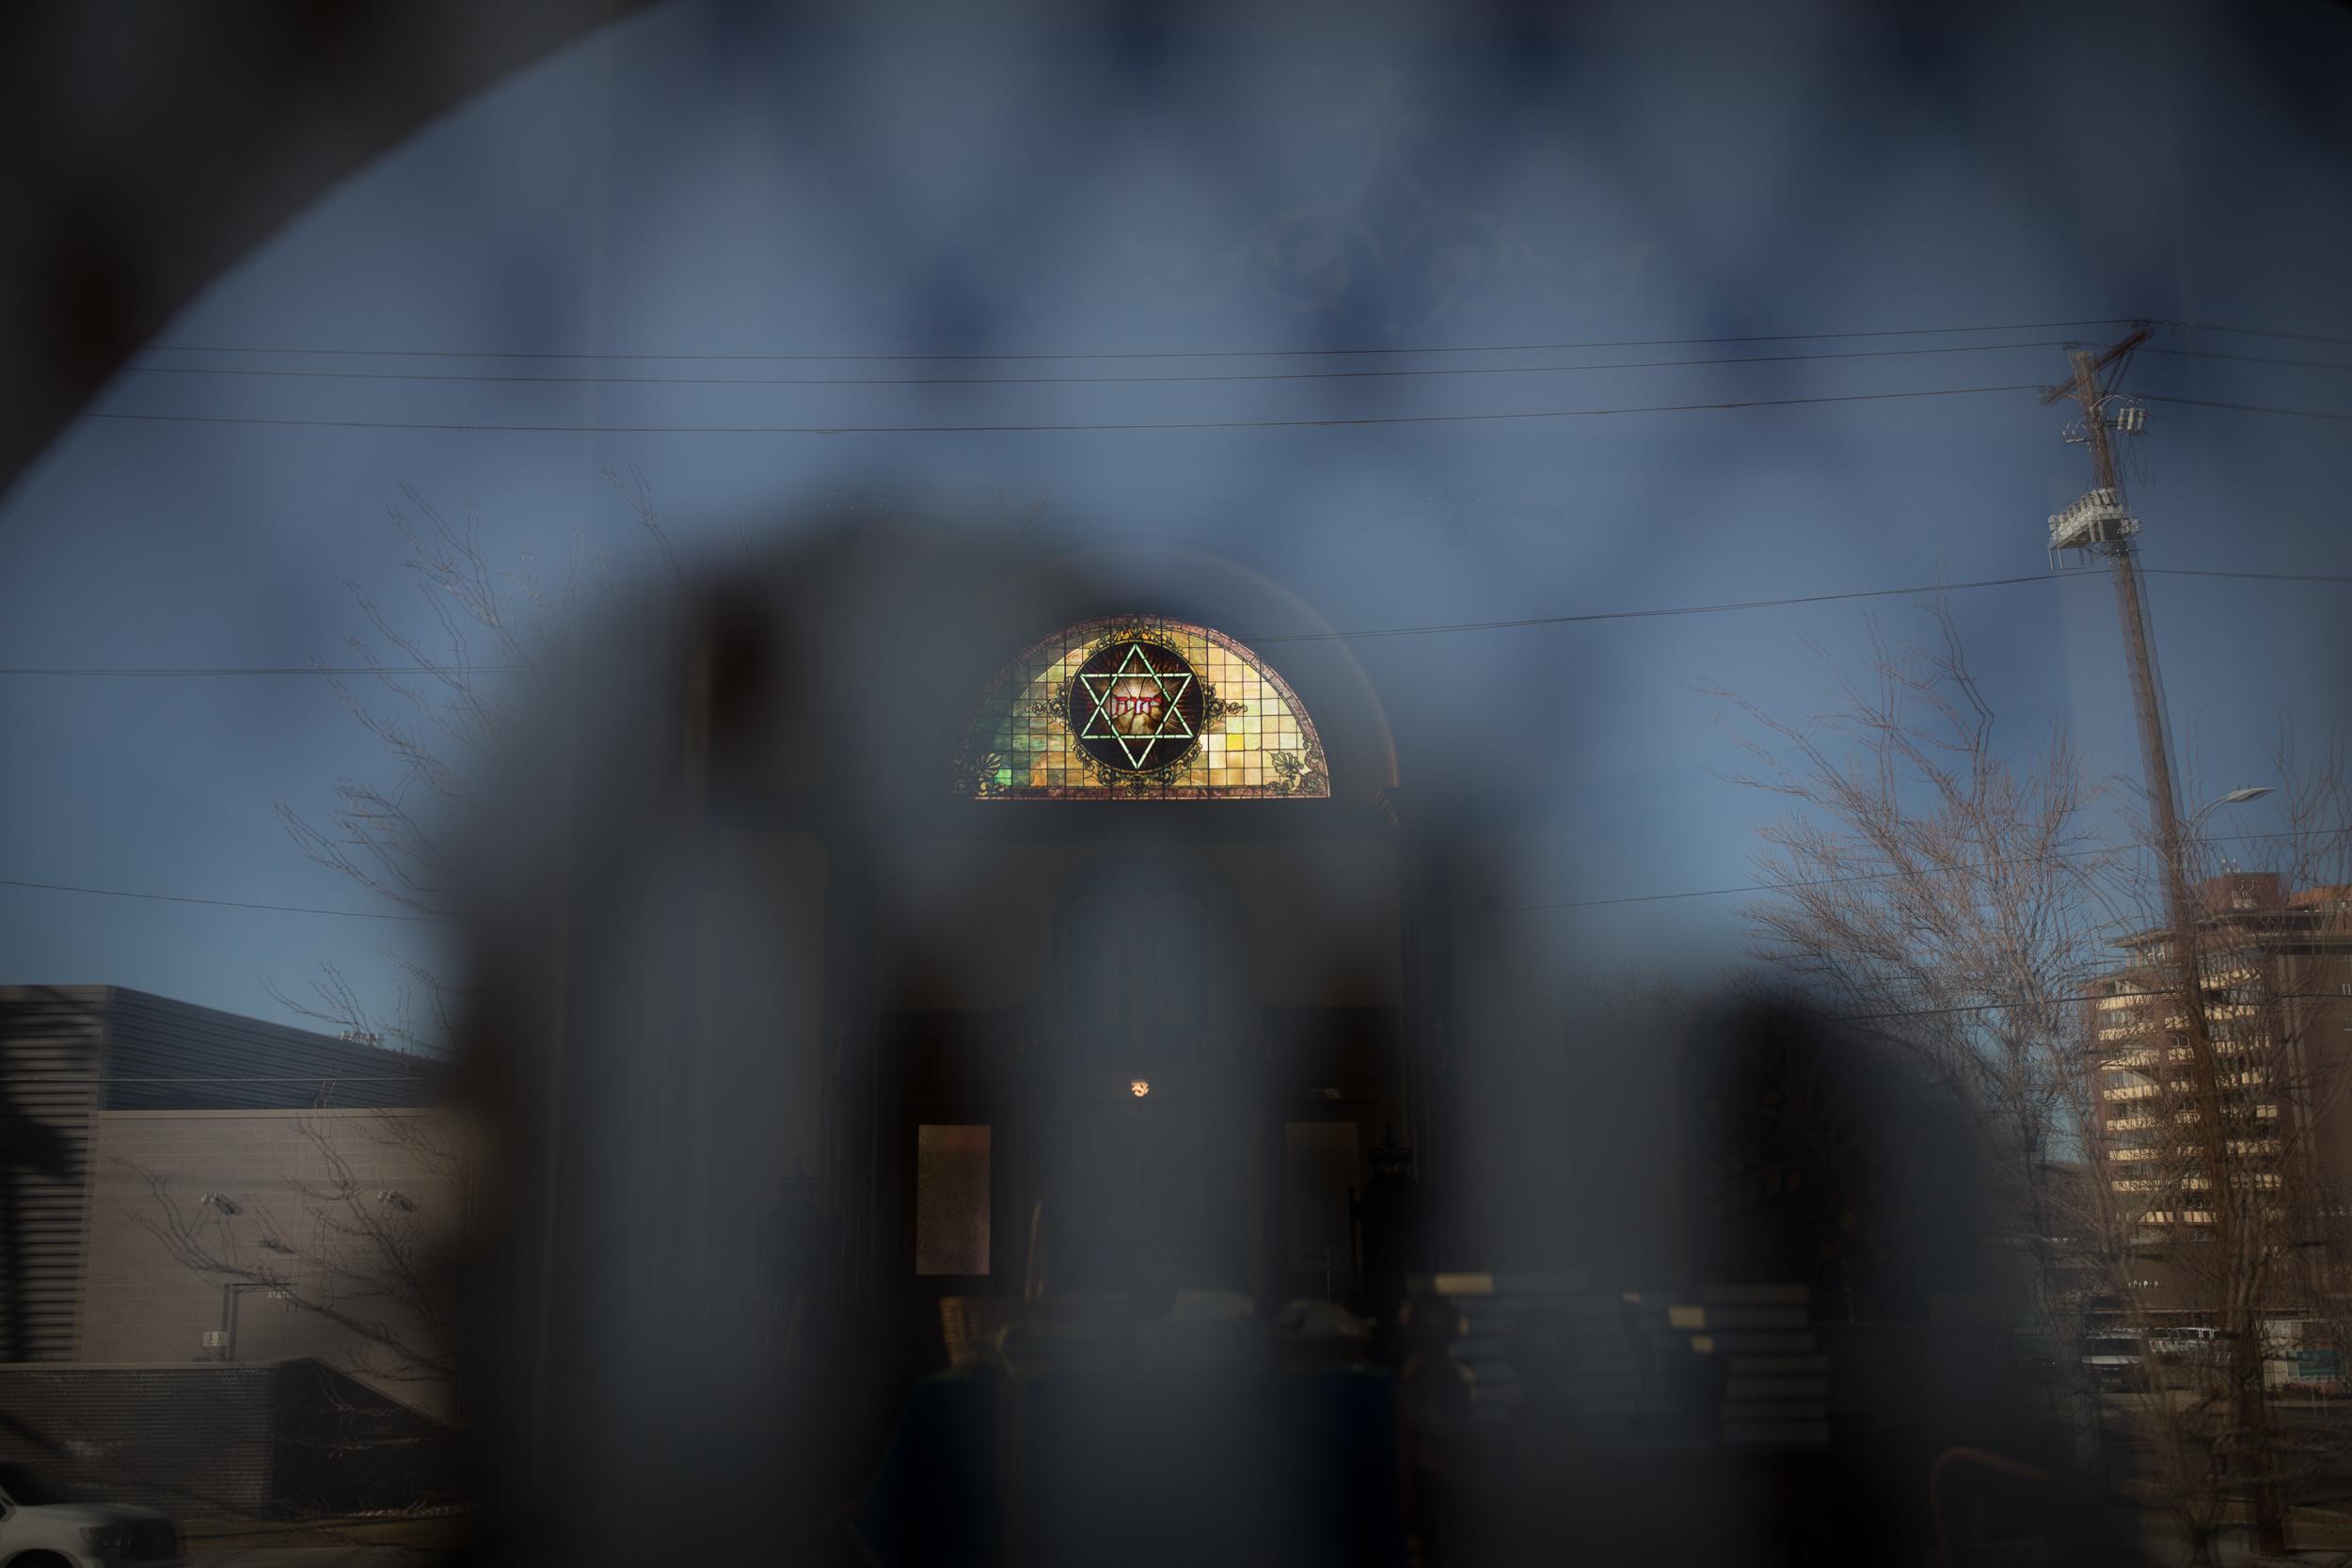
<box><xmin>1071</xmin><ymin>640</ymin><xmax>1201</xmax><ymax>772</ymax></box>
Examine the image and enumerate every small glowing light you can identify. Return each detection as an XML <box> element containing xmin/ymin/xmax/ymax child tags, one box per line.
<box><xmin>1130</xmin><ymin>1079</ymin><xmax>1151</xmax><ymax>1098</ymax></box>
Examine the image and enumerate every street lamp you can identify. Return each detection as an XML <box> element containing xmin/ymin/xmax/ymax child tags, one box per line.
<box><xmin>2188</xmin><ymin>785</ymin><xmax>2272</xmax><ymax>834</ymax></box>
<box><xmin>2185</xmin><ymin>788</ymin><xmax>2272</xmax><ymax>885</ymax></box>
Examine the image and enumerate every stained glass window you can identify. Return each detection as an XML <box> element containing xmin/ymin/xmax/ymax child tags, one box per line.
<box><xmin>953</xmin><ymin>617</ymin><xmax>1329</xmax><ymax>799</ymax></box>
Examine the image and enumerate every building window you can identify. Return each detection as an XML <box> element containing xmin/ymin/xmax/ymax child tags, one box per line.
<box><xmin>954</xmin><ymin>616</ymin><xmax>1328</xmax><ymax>799</ymax></box>
<box><xmin>914</xmin><ymin>1124</ymin><xmax>991</xmax><ymax>1276</ymax></box>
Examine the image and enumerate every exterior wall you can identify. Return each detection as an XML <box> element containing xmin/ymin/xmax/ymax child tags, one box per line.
<box><xmin>2085</xmin><ymin>882</ymin><xmax>2352</xmax><ymax>1315</ymax></box>
<box><xmin>0</xmin><ymin>986</ymin><xmax>452</xmax><ymax>1371</ymax></box>
<box><xmin>0</xmin><ymin>1363</ymin><xmax>280</xmax><ymax>1515</ymax></box>
<box><xmin>76</xmin><ymin>1107</ymin><xmax>461</xmax><ymax>1416</ymax></box>
<box><xmin>0</xmin><ymin>1360</ymin><xmax>461</xmax><ymax>1518</ymax></box>
<box><xmin>0</xmin><ymin>987</ymin><xmax>444</xmax><ymax>1363</ymax></box>
<box><xmin>0</xmin><ymin>987</ymin><xmax>107</xmax><ymax>1360</ymax></box>
<box><xmin>2275</xmin><ymin>915</ymin><xmax>2352</xmax><ymax>1307</ymax></box>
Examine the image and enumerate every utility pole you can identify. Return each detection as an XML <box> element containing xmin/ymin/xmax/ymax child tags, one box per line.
<box><xmin>2042</xmin><ymin>327</ymin><xmax>2285</xmax><ymax>1556</ymax></box>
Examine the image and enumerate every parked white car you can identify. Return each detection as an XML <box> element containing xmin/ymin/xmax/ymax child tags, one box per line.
<box><xmin>2080</xmin><ymin>1331</ymin><xmax>2145</xmax><ymax>1390</ymax></box>
<box><xmin>0</xmin><ymin>1462</ymin><xmax>182</xmax><ymax>1566</ymax></box>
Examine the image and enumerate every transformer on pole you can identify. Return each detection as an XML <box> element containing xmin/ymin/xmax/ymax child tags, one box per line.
<box><xmin>2047</xmin><ymin>393</ymin><xmax>2148</xmax><ymax>569</ymax></box>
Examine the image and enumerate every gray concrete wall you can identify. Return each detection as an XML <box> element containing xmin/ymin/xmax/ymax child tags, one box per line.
<box><xmin>77</xmin><ymin>1107</ymin><xmax>462</xmax><ymax>1416</ymax></box>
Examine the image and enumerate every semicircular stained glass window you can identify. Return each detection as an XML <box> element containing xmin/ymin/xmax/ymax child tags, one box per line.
<box><xmin>954</xmin><ymin>617</ymin><xmax>1329</xmax><ymax>800</ymax></box>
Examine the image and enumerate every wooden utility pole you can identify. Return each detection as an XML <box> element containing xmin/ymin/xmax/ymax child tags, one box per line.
<box><xmin>2042</xmin><ymin>328</ymin><xmax>2285</xmax><ymax>1555</ymax></box>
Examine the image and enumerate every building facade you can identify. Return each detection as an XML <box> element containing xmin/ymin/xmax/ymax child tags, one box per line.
<box><xmin>450</xmin><ymin>532</ymin><xmax>1680</xmax><ymax>1524</ymax></box>
<box><xmin>2087</xmin><ymin>876</ymin><xmax>2352</xmax><ymax>1316</ymax></box>
<box><xmin>72</xmin><ymin>1103</ymin><xmax>465</xmax><ymax>1414</ymax></box>
<box><xmin>0</xmin><ymin>987</ymin><xmax>453</xmax><ymax>1398</ymax></box>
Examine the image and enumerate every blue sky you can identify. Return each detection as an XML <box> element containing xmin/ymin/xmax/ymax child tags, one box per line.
<box><xmin>3</xmin><ymin>0</ymin><xmax>2348</xmax><ymax>1042</ymax></box>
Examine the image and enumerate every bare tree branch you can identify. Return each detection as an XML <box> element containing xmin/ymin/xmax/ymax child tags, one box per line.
<box><xmin>1708</xmin><ymin>604</ymin><xmax>2352</xmax><ymax>1560</ymax></box>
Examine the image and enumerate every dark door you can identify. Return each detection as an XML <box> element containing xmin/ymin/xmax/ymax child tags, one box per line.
<box><xmin>1055</xmin><ymin>861</ymin><xmax>1244</xmax><ymax>1310</ymax></box>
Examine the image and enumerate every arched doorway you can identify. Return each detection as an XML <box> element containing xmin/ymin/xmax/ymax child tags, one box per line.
<box><xmin>871</xmin><ymin>600</ymin><xmax>1407</xmax><ymax>1336</ymax></box>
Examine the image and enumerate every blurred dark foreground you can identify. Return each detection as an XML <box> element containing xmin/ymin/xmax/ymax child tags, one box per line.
<box><xmin>420</xmin><ymin>520</ymin><xmax>2144</xmax><ymax>1568</ymax></box>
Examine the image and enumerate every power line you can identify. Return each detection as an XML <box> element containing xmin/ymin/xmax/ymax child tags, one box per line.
<box><xmin>18</xmin><ymin>1073</ymin><xmax>447</xmax><ymax>1085</ymax></box>
<box><xmin>89</xmin><ymin>381</ymin><xmax>2044</xmax><ymax>436</ymax></box>
<box><xmin>1249</xmin><ymin>572</ymin><xmax>2064</xmax><ymax>642</ymax></box>
<box><xmin>118</xmin><ymin>317</ymin><xmax>2347</xmax><ymax>372</ymax></box>
<box><xmin>0</xmin><ymin>572</ymin><xmax>2076</xmax><ymax>676</ymax></box>
<box><xmin>0</xmin><ymin>573</ymin><xmax>2069</xmax><ymax>673</ymax></box>
<box><xmin>0</xmin><ymin>664</ymin><xmax>522</xmax><ymax>677</ymax></box>
<box><xmin>2143</xmin><ymin>567</ymin><xmax>2352</xmax><ymax>586</ymax></box>
<box><xmin>141</xmin><ymin>317</ymin><xmax>2142</xmax><ymax>365</ymax></box>
<box><xmin>0</xmin><ymin>876</ymin><xmax>441</xmax><ymax>923</ymax></box>
<box><xmin>2136</xmin><ymin>393</ymin><xmax>2352</xmax><ymax>424</ymax></box>
<box><xmin>1254</xmin><ymin>565</ymin><xmax>2352</xmax><ymax>641</ymax></box>
<box><xmin>122</xmin><ymin>340</ymin><xmax>2073</xmax><ymax>390</ymax></box>
<box><xmin>1493</xmin><ymin>829</ymin><xmax>2338</xmax><ymax>914</ymax></box>
<box><xmin>2165</xmin><ymin>321</ymin><xmax>2352</xmax><ymax>350</ymax></box>
<box><xmin>4</xmin><ymin>565</ymin><xmax>2348</xmax><ymax>676</ymax></box>
<box><xmin>2137</xmin><ymin>346</ymin><xmax>2352</xmax><ymax>374</ymax></box>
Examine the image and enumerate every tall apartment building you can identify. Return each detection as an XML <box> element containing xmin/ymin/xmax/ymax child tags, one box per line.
<box><xmin>2087</xmin><ymin>875</ymin><xmax>2352</xmax><ymax>1316</ymax></box>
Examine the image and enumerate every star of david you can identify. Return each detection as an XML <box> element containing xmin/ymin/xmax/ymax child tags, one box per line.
<box><xmin>1076</xmin><ymin>641</ymin><xmax>1196</xmax><ymax>769</ymax></box>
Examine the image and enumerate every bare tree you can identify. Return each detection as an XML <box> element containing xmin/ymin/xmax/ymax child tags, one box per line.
<box><xmin>1702</xmin><ymin>604</ymin><xmax>2121</xmax><ymax>1330</ymax></box>
<box><xmin>190</xmin><ymin>474</ymin><xmax>1057</xmax><ymax>1526</ymax></box>
<box><xmin>263</xmin><ymin>483</ymin><xmax>613</xmax><ymax>1052</ymax></box>
<box><xmin>127</xmin><ymin>1112</ymin><xmax>468</xmax><ymax>1394</ymax></box>
<box><xmin>1705</xmin><ymin>606</ymin><xmax>2352</xmax><ymax>1563</ymax></box>
<box><xmin>263</xmin><ymin>472</ymin><xmax>1057</xmax><ymax>1050</ymax></box>
<box><xmin>86</xmin><ymin>1109</ymin><xmax>477</xmax><ymax>1527</ymax></box>
<box><xmin>108</xmin><ymin>480</ymin><xmax>638</xmax><ymax>1521</ymax></box>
